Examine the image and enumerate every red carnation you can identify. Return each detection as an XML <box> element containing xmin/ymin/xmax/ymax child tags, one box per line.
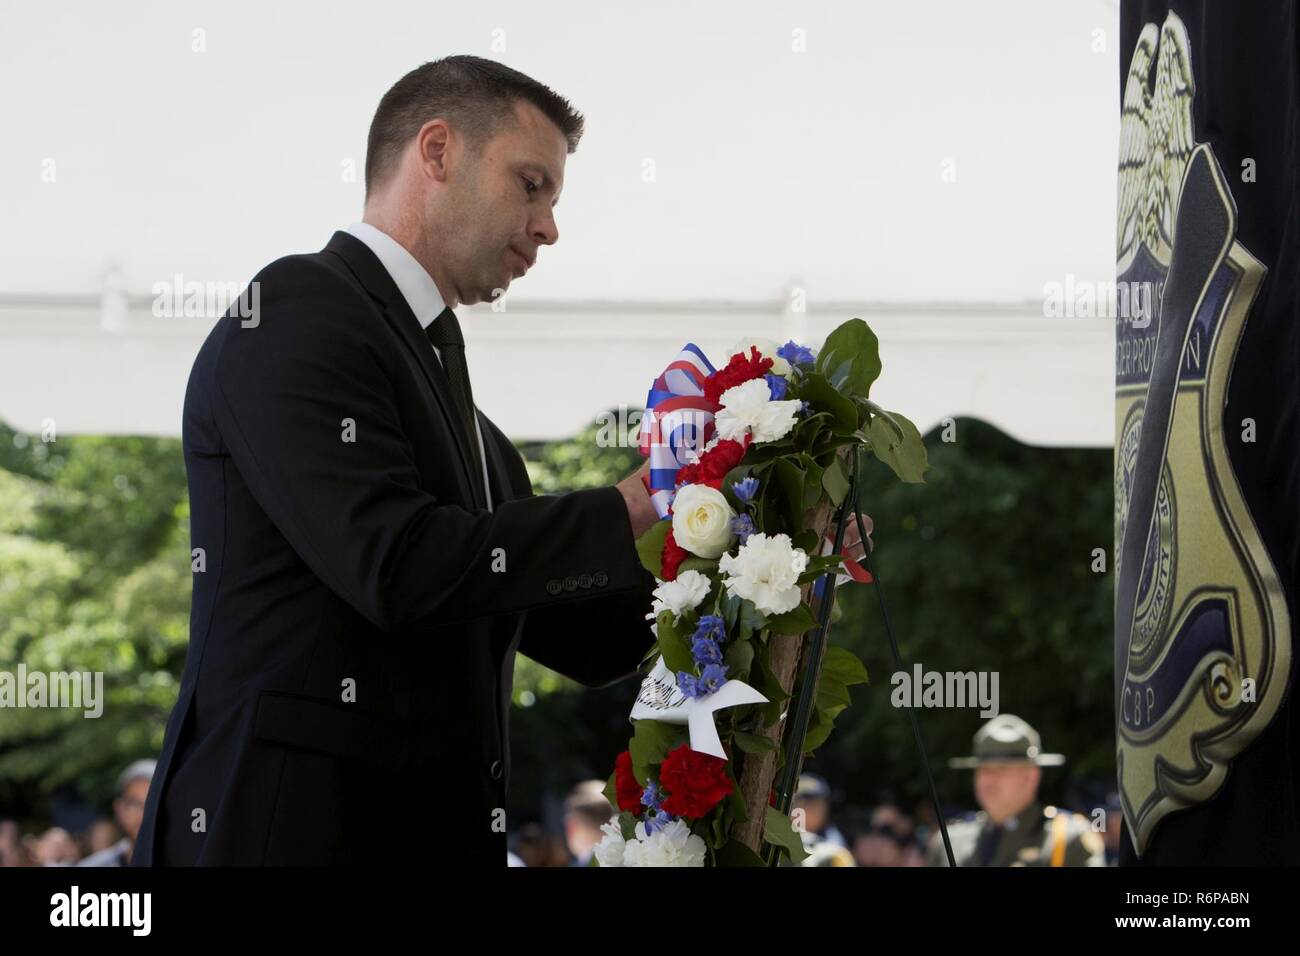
<box><xmin>661</xmin><ymin>529</ymin><xmax>688</xmax><ymax>581</ymax></box>
<box><xmin>614</xmin><ymin>750</ymin><xmax>643</xmax><ymax>815</ymax></box>
<box><xmin>703</xmin><ymin>346</ymin><xmax>773</xmax><ymax>404</ymax></box>
<box><xmin>675</xmin><ymin>438</ymin><xmax>748</xmax><ymax>492</ymax></box>
<box><xmin>699</xmin><ymin>438</ymin><xmax>747</xmax><ymax>481</ymax></box>
<box><xmin>674</xmin><ymin>461</ymin><xmax>703</xmax><ymax>487</ymax></box>
<box><xmin>658</xmin><ymin>744</ymin><xmax>734</xmax><ymax>818</ymax></box>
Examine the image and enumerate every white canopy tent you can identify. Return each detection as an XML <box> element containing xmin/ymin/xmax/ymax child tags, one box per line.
<box><xmin>0</xmin><ymin>0</ymin><xmax>1120</xmax><ymax>447</ymax></box>
<box><xmin>0</xmin><ymin>290</ymin><xmax>1112</xmax><ymax>446</ymax></box>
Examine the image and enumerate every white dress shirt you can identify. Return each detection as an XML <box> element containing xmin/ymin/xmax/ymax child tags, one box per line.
<box><xmin>344</xmin><ymin>221</ymin><xmax>494</xmax><ymax>510</ymax></box>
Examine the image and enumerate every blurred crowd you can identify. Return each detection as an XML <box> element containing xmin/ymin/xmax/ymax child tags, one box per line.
<box><xmin>2</xmin><ymin>759</ymin><xmax>154</xmax><ymax>867</ymax></box>
<box><xmin>4</xmin><ymin>750</ymin><xmax>1120</xmax><ymax>868</ymax></box>
<box><xmin>521</xmin><ymin>773</ymin><xmax>949</xmax><ymax>867</ymax></box>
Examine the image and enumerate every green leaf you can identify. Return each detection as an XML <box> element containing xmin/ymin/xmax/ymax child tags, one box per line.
<box><xmin>677</xmin><ymin>557</ymin><xmax>719</xmax><ymax>576</ymax></box>
<box><xmin>821</xmin><ymin>645</ymin><xmax>869</xmax><ymax>686</ymax></box>
<box><xmin>738</xmin><ymin>599</ymin><xmax>767</xmax><ymax>640</ymax></box>
<box><xmin>638</xmin><ymin>639</ymin><xmax>661</xmax><ymax>670</ymax></box>
<box><xmin>802</xmin><ymin>705</ymin><xmax>847</xmax><ymax>752</ymax></box>
<box><xmin>771</xmin><ymin>458</ymin><xmax>808</xmax><ymax>530</ymax></box>
<box><xmin>656</xmin><ymin>610</ymin><xmax>695</xmax><ymax>674</ymax></box>
<box><xmin>724</xmin><ymin>636</ymin><xmax>754</xmax><ymax>679</ymax></box>
<box><xmin>617</xmin><ymin>811</ymin><xmax>638</xmax><ymax>842</ymax></box>
<box><xmin>602</xmin><ymin>771</ymin><xmax>619</xmax><ymax>811</ymax></box>
<box><xmin>797</xmin><ymin>372</ymin><xmax>859</xmax><ymax>432</ymax></box>
<box><xmin>792</xmin><ymin>529</ymin><xmax>819</xmax><ymax>554</ymax></box>
<box><xmin>797</xmin><ymin>454</ymin><xmax>825</xmax><ymax>511</ymax></box>
<box><xmin>765</xmin><ymin>602</ymin><xmax>814</xmax><ymax>636</ymax></box>
<box><xmin>635</xmin><ymin>519</ymin><xmax>671</xmax><ymax>578</ymax></box>
<box><xmin>629</xmin><ymin>719</ymin><xmax>686</xmax><ymax>785</ymax></box>
<box><xmin>815</xmin><ymin>675</ymin><xmax>852</xmax><ymax>710</ymax></box>
<box><xmin>732</xmin><ymin>730</ymin><xmax>778</xmax><ymax>755</ymax></box>
<box><xmin>720</xmin><ymin>590</ymin><xmax>742</xmax><ymax>631</ymax></box>
<box><xmin>714</xmin><ymin>839</ymin><xmax>768</xmax><ymax>867</ymax></box>
<box><xmin>763</xmin><ymin>805</ymin><xmax>810</xmax><ymax>864</ymax></box>
<box><xmin>867</xmin><ymin>412</ymin><xmax>929</xmax><ymax>483</ymax></box>
<box><xmin>821</xmin><ymin>457</ymin><xmax>851</xmax><ymax>506</ymax></box>
<box><xmin>815</xmin><ymin>318</ymin><xmax>881</xmax><ymax>398</ymax></box>
<box><xmin>796</xmin><ymin>554</ymin><xmax>846</xmax><ymax>585</ymax></box>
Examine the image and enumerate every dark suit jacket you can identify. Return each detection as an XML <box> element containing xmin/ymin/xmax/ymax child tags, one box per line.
<box><xmin>133</xmin><ymin>230</ymin><xmax>657</xmax><ymax>866</ymax></box>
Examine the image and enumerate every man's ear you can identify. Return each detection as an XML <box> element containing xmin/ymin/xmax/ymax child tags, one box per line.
<box><xmin>416</xmin><ymin>118</ymin><xmax>453</xmax><ymax>184</ymax></box>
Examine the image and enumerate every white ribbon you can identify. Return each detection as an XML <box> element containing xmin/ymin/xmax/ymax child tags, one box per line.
<box><xmin>629</xmin><ymin>656</ymin><xmax>769</xmax><ymax>759</ymax></box>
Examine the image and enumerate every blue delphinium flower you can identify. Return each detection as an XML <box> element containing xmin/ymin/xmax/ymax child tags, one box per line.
<box><xmin>692</xmin><ymin>634</ymin><xmax>724</xmax><ymax>666</ymax></box>
<box><xmin>730</xmin><ymin>513</ymin><xmax>756</xmax><ymax>544</ymax></box>
<box><xmin>778</xmin><ymin>340</ymin><xmax>816</xmax><ymax>367</ymax></box>
<box><xmin>696</xmin><ymin>663</ymin><xmax>728</xmax><ymax>696</ymax></box>
<box><xmin>641</xmin><ymin>779</ymin><xmax>663</xmax><ymax>811</ymax></box>
<box><xmin>677</xmin><ymin>661</ymin><xmax>729</xmax><ymax>699</ymax></box>
<box><xmin>732</xmin><ymin>475</ymin><xmax>760</xmax><ymax>503</ymax></box>
<box><xmin>765</xmin><ymin>372</ymin><xmax>788</xmax><ymax>400</ymax></box>
<box><xmin>693</xmin><ymin>614</ymin><xmax>726</xmax><ymax>643</ymax></box>
<box><xmin>640</xmin><ymin>779</ymin><xmax>676</xmax><ymax>834</ymax></box>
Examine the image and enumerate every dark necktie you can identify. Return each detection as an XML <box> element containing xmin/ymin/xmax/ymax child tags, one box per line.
<box><xmin>974</xmin><ymin>823</ymin><xmax>1003</xmax><ymax>866</ymax></box>
<box><xmin>425</xmin><ymin>307</ymin><xmax>485</xmax><ymax>503</ymax></box>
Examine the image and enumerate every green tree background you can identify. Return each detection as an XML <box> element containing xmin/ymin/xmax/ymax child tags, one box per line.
<box><xmin>0</xmin><ymin>413</ymin><xmax>1114</xmax><ymax>830</ymax></box>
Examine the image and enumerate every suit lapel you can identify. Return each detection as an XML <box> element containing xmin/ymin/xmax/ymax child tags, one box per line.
<box><xmin>322</xmin><ymin>231</ymin><xmax>486</xmax><ymax>510</ymax></box>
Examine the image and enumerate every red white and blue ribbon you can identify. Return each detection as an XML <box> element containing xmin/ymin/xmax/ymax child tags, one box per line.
<box><xmin>638</xmin><ymin>343</ymin><xmax>719</xmax><ymax>518</ymax></box>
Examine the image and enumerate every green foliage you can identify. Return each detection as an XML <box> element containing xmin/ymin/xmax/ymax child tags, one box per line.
<box><xmin>809</xmin><ymin>417</ymin><xmax>1114</xmax><ymax>805</ymax></box>
<box><xmin>0</xmin><ymin>422</ymin><xmax>190</xmax><ymax>809</ymax></box>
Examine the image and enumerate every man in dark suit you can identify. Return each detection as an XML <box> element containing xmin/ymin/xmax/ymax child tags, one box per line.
<box><xmin>133</xmin><ymin>55</ymin><xmax>660</xmax><ymax>866</ymax></box>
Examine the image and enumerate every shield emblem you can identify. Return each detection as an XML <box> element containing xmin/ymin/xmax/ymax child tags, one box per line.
<box><xmin>1114</xmin><ymin>12</ymin><xmax>1291</xmax><ymax>856</ymax></box>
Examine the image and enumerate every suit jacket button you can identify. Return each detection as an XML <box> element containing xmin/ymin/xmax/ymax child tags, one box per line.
<box><xmin>563</xmin><ymin>575</ymin><xmax>578</xmax><ymax>591</ymax></box>
<box><xmin>593</xmin><ymin>571</ymin><xmax>609</xmax><ymax>588</ymax></box>
<box><xmin>577</xmin><ymin>573</ymin><xmax>593</xmax><ymax>589</ymax></box>
<box><xmin>546</xmin><ymin>579</ymin><xmax>562</xmax><ymax>595</ymax></box>
<box><xmin>490</xmin><ymin>759</ymin><xmax>503</xmax><ymax>780</ymax></box>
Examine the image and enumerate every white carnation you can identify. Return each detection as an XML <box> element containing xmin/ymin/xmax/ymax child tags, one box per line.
<box><xmin>715</xmin><ymin>378</ymin><xmax>800</xmax><ymax>444</ymax></box>
<box><xmin>718</xmin><ymin>532</ymin><xmax>809</xmax><ymax>615</ymax></box>
<box><xmin>646</xmin><ymin>569</ymin><xmax>712</xmax><ymax>621</ymax></box>
<box><xmin>671</xmin><ymin>483</ymin><xmax>736</xmax><ymax>559</ymax></box>
<box><xmin>592</xmin><ymin>819</ymin><xmax>628</xmax><ymax>867</ymax></box>
<box><xmin>621</xmin><ymin>819</ymin><xmax>708</xmax><ymax>867</ymax></box>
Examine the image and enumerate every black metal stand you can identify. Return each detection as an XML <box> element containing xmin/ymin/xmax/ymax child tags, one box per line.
<box><xmin>764</xmin><ymin>445</ymin><xmax>956</xmax><ymax>867</ymax></box>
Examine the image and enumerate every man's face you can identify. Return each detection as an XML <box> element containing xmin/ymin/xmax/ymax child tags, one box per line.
<box><xmin>973</xmin><ymin>763</ymin><xmax>1040</xmax><ymax>823</ymax></box>
<box><xmin>114</xmin><ymin>778</ymin><xmax>150</xmax><ymax>841</ymax></box>
<box><xmin>438</xmin><ymin>99</ymin><xmax>565</xmax><ymax>306</ymax></box>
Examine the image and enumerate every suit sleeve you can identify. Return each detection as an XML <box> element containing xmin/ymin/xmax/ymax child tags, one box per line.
<box><xmin>516</xmin><ymin>583</ymin><xmax>657</xmax><ymax>688</ymax></box>
<box><xmin>208</xmin><ymin>254</ymin><xmax>651</xmax><ymax>633</ymax></box>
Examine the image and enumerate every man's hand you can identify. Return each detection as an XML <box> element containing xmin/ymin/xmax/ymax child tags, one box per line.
<box><xmin>616</xmin><ymin>460</ymin><xmax>659</xmax><ymax>540</ymax></box>
<box><xmin>840</xmin><ymin>512</ymin><xmax>873</xmax><ymax>563</ymax></box>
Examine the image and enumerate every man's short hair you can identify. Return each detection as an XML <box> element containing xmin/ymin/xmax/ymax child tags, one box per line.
<box><xmin>365</xmin><ymin>54</ymin><xmax>585</xmax><ymax>196</ymax></box>
<box><xmin>564</xmin><ymin>781</ymin><xmax>614</xmax><ymax>830</ymax></box>
<box><xmin>115</xmin><ymin>759</ymin><xmax>156</xmax><ymax>796</ymax></box>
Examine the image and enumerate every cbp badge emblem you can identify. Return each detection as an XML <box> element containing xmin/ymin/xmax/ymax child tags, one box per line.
<box><xmin>1114</xmin><ymin>11</ymin><xmax>1291</xmax><ymax>856</ymax></box>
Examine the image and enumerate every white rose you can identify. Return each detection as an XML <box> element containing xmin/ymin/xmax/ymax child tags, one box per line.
<box><xmin>671</xmin><ymin>483</ymin><xmax>735</xmax><ymax>559</ymax></box>
<box><xmin>645</xmin><ymin>569</ymin><xmax>712</xmax><ymax>621</ymax></box>
<box><xmin>715</xmin><ymin>378</ymin><xmax>801</xmax><ymax>444</ymax></box>
<box><xmin>718</xmin><ymin>531</ymin><xmax>809</xmax><ymax>615</ymax></box>
<box><xmin>729</xmin><ymin>336</ymin><xmax>791</xmax><ymax>377</ymax></box>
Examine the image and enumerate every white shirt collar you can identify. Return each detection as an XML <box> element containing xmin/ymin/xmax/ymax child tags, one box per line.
<box><xmin>343</xmin><ymin>221</ymin><xmax>446</xmax><ymax>329</ymax></box>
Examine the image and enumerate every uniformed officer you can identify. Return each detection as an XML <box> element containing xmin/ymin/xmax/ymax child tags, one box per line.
<box><xmin>926</xmin><ymin>714</ymin><xmax>1106</xmax><ymax>867</ymax></box>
